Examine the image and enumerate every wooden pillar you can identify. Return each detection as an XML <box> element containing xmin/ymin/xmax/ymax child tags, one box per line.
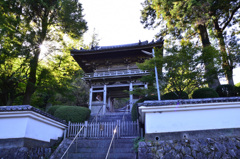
<box><xmin>108</xmin><ymin>97</ymin><xmax>111</xmax><ymax>112</ymax></box>
<box><xmin>84</xmin><ymin>121</ymin><xmax>88</xmax><ymax>138</ymax></box>
<box><xmin>129</xmin><ymin>82</ymin><xmax>133</xmax><ymax>112</ymax></box>
<box><xmin>89</xmin><ymin>86</ymin><xmax>93</xmax><ymax>110</ymax></box>
<box><xmin>103</xmin><ymin>84</ymin><xmax>107</xmax><ymax>114</ymax></box>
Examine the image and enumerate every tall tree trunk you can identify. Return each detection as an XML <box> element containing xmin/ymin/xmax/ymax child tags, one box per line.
<box><xmin>197</xmin><ymin>24</ymin><xmax>220</xmax><ymax>89</ymax></box>
<box><xmin>22</xmin><ymin>15</ymin><xmax>48</xmax><ymax>105</ymax></box>
<box><xmin>213</xmin><ymin>19</ymin><xmax>234</xmax><ymax>86</ymax></box>
<box><xmin>22</xmin><ymin>49</ymin><xmax>40</xmax><ymax>104</ymax></box>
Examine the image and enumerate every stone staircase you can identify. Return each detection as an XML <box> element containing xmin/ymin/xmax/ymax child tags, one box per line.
<box><xmin>65</xmin><ymin>138</ymin><xmax>136</xmax><ymax>159</ymax></box>
<box><xmin>88</xmin><ymin>112</ymin><xmax>132</xmax><ymax>122</ymax></box>
<box><xmin>51</xmin><ymin>113</ymin><xmax>138</xmax><ymax>159</ymax></box>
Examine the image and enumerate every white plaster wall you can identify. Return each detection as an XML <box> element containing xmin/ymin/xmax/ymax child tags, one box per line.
<box><xmin>0</xmin><ymin>117</ymin><xmax>28</xmax><ymax>139</ymax></box>
<box><xmin>144</xmin><ymin>104</ymin><xmax>240</xmax><ymax>134</ymax></box>
<box><xmin>0</xmin><ymin>111</ymin><xmax>66</xmax><ymax>142</ymax></box>
<box><xmin>25</xmin><ymin>117</ymin><xmax>64</xmax><ymax>142</ymax></box>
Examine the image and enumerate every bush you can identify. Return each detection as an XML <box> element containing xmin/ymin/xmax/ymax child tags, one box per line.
<box><xmin>131</xmin><ymin>95</ymin><xmax>158</xmax><ymax>121</ymax></box>
<box><xmin>236</xmin><ymin>82</ymin><xmax>240</xmax><ymax>87</ymax></box>
<box><xmin>192</xmin><ymin>88</ymin><xmax>219</xmax><ymax>99</ymax></box>
<box><xmin>47</xmin><ymin>105</ymin><xmax>64</xmax><ymax>115</ymax></box>
<box><xmin>216</xmin><ymin>84</ymin><xmax>236</xmax><ymax>97</ymax></box>
<box><xmin>54</xmin><ymin>106</ymin><xmax>91</xmax><ymax>123</ymax></box>
<box><xmin>161</xmin><ymin>91</ymin><xmax>188</xmax><ymax>100</ymax></box>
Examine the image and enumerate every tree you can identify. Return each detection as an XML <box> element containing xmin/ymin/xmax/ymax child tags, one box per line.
<box><xmin>0</xmin><ymin>1</ymin><xmax>30</xmax><ymax>105</ymax></box>
<box><xmin>136</xmin><ymin>47</ymin><xmax>165</xmax><ymax>96</ymax></box>
<box><xmin>209</xmin><ymin>0</ymin><xmax>240</xmax><ymax>85</ymax></box>
<box><xmin>163</xmin><ymin>41</ymin><xmax>205</xmax><ymax>96</ymax></box>
<box><xmin>29</xmin><ymin>29</ymin><xmax>89</xmax><ymax>109</ymax></box>
<box><xmin>1</xmin><ymin>0</ymin><xmax>87</xmax><ymax>105</ymax></box>
<box><xmin>137</xmin><ymin>41</ymin><xmax>205</xmax><ymax>97</ymax></box>
<box><xmin>151</xmin><ymin>0</ymin><xmax>221</xmax><ymax>89</ymax></box>
<box><xmin>141</xmin><ymin>0</ymin><xmax>240</xmax><ymax>87</ymax></box>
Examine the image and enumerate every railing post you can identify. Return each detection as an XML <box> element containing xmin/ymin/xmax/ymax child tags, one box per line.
<box><xmin>84</xmin><ymin>121</ymin><xmax>88</xmax><ymax>138</ymax></box>
<box><xmin>67</xmin><ymin>121</ymin><xmax>71</xmax><ymax>137</ymax></box>
<box><xmin>117</xmin><ymin>120</ymin><xmax>120</xmax><ymax>139</ymax></box>
<box><xmin>64</xmin><ymin>128</ymin><xmax>67</xmax><ymax>139</ymax></box>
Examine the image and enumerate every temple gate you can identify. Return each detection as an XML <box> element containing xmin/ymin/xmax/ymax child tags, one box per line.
<box><xmin>71</xmin><ymin>39</ymin><xmax>163</xmax><ymax>114</ymax></box>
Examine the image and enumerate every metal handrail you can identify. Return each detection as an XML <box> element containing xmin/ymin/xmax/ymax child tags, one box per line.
<box><xmin>60</xmin><ymin>105</ymin><xmax>104</xmax><ymax>159</ymax></box>
<box><xmin>105</xmin><ymin>125</ymin><xmax>118</xmax><ymax>159</ymax></box>
<box><xmin>60</xmin><ymin>125</ymin><xmax>85</xmax><ymax>159</ymax></box>
<box><xmin>105</xmin><ymin>106</ymin><xmax>129</xmax><ymax>159</ymax></box>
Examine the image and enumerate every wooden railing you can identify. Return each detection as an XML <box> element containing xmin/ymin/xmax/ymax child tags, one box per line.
<box><xmin>66</xmin><ymin>120</ymin><xmax>139</xmax><ymax>138</ymax></box>
<box><xmin>84</xmin><ymin>69</ymin><xmax>149</xmax><ymax>79</ymax></box>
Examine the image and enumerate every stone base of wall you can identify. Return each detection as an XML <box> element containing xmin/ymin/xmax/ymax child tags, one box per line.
<box><xmin>0</xmin><ymin>137</ymin><xmax>62</xmax><ymax>159</ymax></box>
<box><xmin>0</xmin><ymin>147</ymin><xmax>52</xmax><ymax>159</ymax></box>
<box><xmin>145</xmin><ymin>128</ymin><xmax>240</xmax><ymax>141</ymax></box>
<box><xmin>138</xmin><ymin>136</ymin><xmax>240</xmax><ymax>159</ymax></box>
<box><xmin>0</xmin><ymin>138</ymin><xmax>58</xmax><ymax>149</ymax></box>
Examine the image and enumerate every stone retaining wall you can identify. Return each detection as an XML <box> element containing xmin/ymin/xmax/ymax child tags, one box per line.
<box><xmin>138</xmin><ymin>136</ymin><xmax>240</xmax><ymax>159</ymax></box>
<box><xmin>0</xmin><ymin>147</ymin><xmax>52</xmax><ymax>159</ymax></box>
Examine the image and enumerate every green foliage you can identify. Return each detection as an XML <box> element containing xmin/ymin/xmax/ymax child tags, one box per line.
<box><xmin>135</xmin><ymin>47</ymin><xmax>165</xmax><ymax>96</ymax></box>
<box><xmin>131</xmin><ymin>95</ymin><xmax>158</xmax><ymax>121</ymax></box>
<box><xmin>54</xmin><ymin>106</ymin><xmax>91</xmax><ymax>123</ymax></box>
<box><xmin>235</xmin><ymin>86</ymin><xmax>240</xmax><ymax>96</ymax></box>
<box><xmin>216</xmin><ymin>85</ymin><xmax>236</xmax><ymax>97</ymax></box>
<box><xmin>201</xmin><ymin>46</ymin><xmax>223</xmax><ymax>78</ymax></box>
<box><xmin>162</xmin><ymin>92</ymin><xmax>188</xmax><ymax>100</ymax></box>
<box><xmin>141</xmin><ymin>0</ymin><xmax>240</xmax><ymax>87</ymax></box>
<box><xmin>163</xmin><ymin>41</ymin><xmax>204</xmax><ymax>94</ymax></box>
<box><xmin>192</xmin><ymin>88</ymin><xmax>219</xmax><ymax>99</ymax></box>
<box><xmin>0</xmin><ymin>0</ymin><xmax>88</xmax><ymax>105</ymax></box>
<box><xmin>133</xmin><ymin>137</ymin><xmax>145</xmax><ymax>152</ymax></box>
<box><xmin>47</xmin><ymin>105</ymin><xmax>64</xmax><ymax>116</ymax></box>
<box><xmin>236</xmin><ymin>83</ymin><xmax>240</xmax><ymax>87</ymax></box>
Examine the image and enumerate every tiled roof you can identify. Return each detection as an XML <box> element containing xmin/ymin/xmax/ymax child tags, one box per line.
<box><xmin>0</xmin><ymin>105</ymin><xmax>67</xmax><ymax>125</ymax></box>
<box><xmin>72</xmin><ymin>39</ymin><xmax>163</xmax><ymax>52</ymax></box>
<box><xmin>139</xmin><ymin>97</ymin><xmax>240</xmax><ymax>106</ymax></box>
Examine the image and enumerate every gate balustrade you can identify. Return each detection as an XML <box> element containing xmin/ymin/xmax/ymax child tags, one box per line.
<box><xmin>66</xmin><ymin>120</ymin><xmax>139</xmax><ymax>138</ymax></box>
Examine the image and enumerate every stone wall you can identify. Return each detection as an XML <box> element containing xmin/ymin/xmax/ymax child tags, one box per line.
<box><xmin>0</xmin><ymin>137</ymin><xmax>62</xmax><ymax>159</ymax></box>
<box><xmin>138</xmin><ymin>136</ymin><xmax>240</xmax><ymax>159</ymax></box>
<box><xmin>0</xmin><ymin>147</ymin><xmax>52</xmax><ymax>159</ymax></box>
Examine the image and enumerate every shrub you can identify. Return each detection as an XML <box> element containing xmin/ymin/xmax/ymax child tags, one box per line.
<box><xmin>131</xmin><ymin>95</ymin><xmax>158</xmax><ymax>121</ymax></box>
<box><xmin>192</xmin><ymin>88</ymin><xmax>219</xmax><ymax>99</ymax></box>
<box><xmin>236</xmin><ymin>82</ymin><xmax>240</xmax><ymax>87</ymax></box>
<box><xmin>216</xmin><ymin>84</ymin><xmax>236</xmax><ymax>97</ymax></box>
<box><xmin>235</xmin><ymin>83</ymin><xmax>240</xmax><ymax>96</ymax></box>
<box><xmin>161</xmin><ymin>91</ymin><xmax>188</xmax><ymax>100</ymax></box>
<box><xmin>54</xmin><ymin>106</ymin><xmax>91</xmax><ymax>123</ymax></box>
<box><xmin>47</xmin><ymin>105</ymin><xmax>64</xmax><ymax>115</ymax></box>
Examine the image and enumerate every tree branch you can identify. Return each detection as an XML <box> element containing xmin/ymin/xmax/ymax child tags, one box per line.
<box><xmin>222</xmin><ymin>5</ymin><xmax>240</xmax><ymax>31</ymax></box>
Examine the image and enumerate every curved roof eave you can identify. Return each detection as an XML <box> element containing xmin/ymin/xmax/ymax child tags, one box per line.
<box><xmin>71</xmin><ymin>39</ymin><xmax>164</xmax><ymax>55</ymax></box>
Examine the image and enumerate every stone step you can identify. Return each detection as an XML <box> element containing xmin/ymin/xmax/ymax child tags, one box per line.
<box><xmin>69</xmin><ymin>147</ymin><xmax>134</xmax><ymax>153</ymax></box>
<box><xmin>71</xmin><ymin>143</ymin><xmax>134</xmax><ymax>149</ymax></box>
<box><xmin>67</xmin><ymin>152</ymin><xmax>136</xmax><ymax>159</ymax></box>
<box><xmin>88</xmin><ymin>114</ymin><xmax>132</xmax><ymax>122</ymax></box>
<box><xmin>65</xmin><ymin>138</ymin><xmax>136</xmax><ymax>159</ymax></box>
<box><xmin>71</xmin><ymin>139</ymin><xmax>135</xmax><ymax>148</ymax></box>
